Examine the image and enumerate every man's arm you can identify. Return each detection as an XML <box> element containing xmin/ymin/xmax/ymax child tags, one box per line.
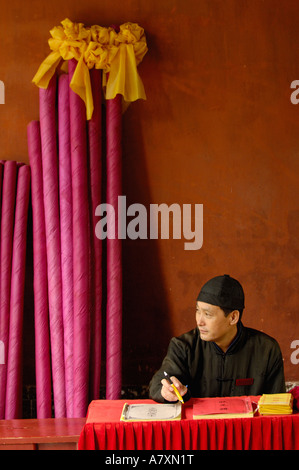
<box><xmin>149</xmin><ymin>336</ymin><xmax>192</xmax><ymax>403</ymax></box>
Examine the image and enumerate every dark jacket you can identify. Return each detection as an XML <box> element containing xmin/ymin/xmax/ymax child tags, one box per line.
<box><xmin>149</xmin><ymin>323</ymin><xmax>286</xmax><ymax>402</ymax></box>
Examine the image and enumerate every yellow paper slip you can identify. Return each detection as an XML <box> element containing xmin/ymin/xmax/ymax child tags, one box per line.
<box><xmin>258</xmin><ymin>393</ymin><xmax>293</xmax><ymax>415</ymax></box>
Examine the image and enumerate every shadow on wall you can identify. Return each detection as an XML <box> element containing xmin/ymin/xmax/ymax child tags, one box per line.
<box><xmin>121</xmin><ymin>102</ymin><xmax>172</xmax><ymax>388</ymax></box>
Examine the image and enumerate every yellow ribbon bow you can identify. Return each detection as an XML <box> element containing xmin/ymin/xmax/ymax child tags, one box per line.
<box><xmin>32</xmin><ymin>18</ymin><xmax>148</xmax><ymax>119</ymax></box>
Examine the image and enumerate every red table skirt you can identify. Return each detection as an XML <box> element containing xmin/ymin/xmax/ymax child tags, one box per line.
<box><xmin>78</xmin><ymin>398</ymin><xmax>299</xmax><ymax>450</ymax></box>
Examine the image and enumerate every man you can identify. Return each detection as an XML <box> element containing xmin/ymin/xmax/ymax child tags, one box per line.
<box><xmin>149</xmin><ymin>274</ymin><xmax>286</xmax><ymax>403</ymax></box>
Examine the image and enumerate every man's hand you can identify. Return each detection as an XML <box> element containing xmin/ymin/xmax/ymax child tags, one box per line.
<box><xmin>160</xmin><ymin>376</ymin><xmax>188</xmax><ymax>402</ymax></box>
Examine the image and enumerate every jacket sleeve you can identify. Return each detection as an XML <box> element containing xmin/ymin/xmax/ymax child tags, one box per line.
<box><xmin>264</xmin><ymin>340</ymin><xmax>286</xmax><ymax>393</ymax></box>
<box><xmin>148</xmin><ymin>336</ymin><xmax>192</xmax><ymax>403</ymax></box>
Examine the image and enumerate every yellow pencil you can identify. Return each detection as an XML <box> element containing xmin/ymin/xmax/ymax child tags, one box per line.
<box><xmin>163</xmin><ymin>371</ymin><xmax>184</xmax><ymax>404</ymax></box>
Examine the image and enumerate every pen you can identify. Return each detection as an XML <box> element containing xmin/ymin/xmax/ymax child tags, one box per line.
<box><xmin>163</xmin><ymin>371</ymin><xmax>184</xmax><ymax>404</ymax></box>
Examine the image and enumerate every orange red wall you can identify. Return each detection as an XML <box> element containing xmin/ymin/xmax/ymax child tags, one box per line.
<box><xmin>1</xmin><ymin>0</ymin><xmax>299</xmax><ymax>387</ymax></box>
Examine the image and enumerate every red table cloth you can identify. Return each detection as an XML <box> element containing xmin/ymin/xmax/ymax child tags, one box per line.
<box><xmin>78</xmin><ymin>398</ymin><xmax>299</xmax><ymax>450</ymax></box>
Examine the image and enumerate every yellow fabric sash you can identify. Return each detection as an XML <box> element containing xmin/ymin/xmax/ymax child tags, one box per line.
<box><xmin>32</xmin><ymin>19</ymin><xmax>148</xmax><ymax>119</ymax></box>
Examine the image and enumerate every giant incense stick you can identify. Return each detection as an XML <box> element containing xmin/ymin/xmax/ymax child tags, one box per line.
<box><xmin>39</xmin><ymin>76</ymin><xmax>66</xmax><ymax>417</ymax></box>
<box><xmin>106</xmin><ymin>94</ymin><xmax>122</xmax><ymax>400</ymax></box>
<box><xmin>69</xmin><ymin>59</ymin><xmax>90</xmax><ymax>417</ymax></box>
<box><xmin>5</xmin><ymin>165</ymin><xmax>30</xmax><ymax>419</ymax></box>
<box><xmin>88</xmin><ymin>68</ymin><xmax>103</xmax><ymax>401</ymax></box>
<box><xmin>58</xmin><ymin>73</ymin><xmax>74</xmax><ymax>417</ymax></box>
<box><xmin>0</xmin><ymin>161</ymin><xmax>17</xmax><ymax>418</ymax></box>
<box><xmin>27</xmin><ymin>120</ymin><xmax>52</xmax><ymax>419</ymax></box>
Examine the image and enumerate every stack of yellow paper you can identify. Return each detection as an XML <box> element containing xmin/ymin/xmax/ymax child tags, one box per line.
<box><xmin>258</xmin><ymin>393</ymin><xmax>293</xmax><ymax>415</ymax></box>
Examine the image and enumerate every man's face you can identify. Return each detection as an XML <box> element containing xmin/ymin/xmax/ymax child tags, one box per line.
<box><xmin>195</xmin><ymin>301</ymin><xmax>238</xmax><ymax>346</ymax></box>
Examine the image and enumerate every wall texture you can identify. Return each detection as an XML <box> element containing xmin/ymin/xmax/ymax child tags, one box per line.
<box><xmin>0</xmin><ymin>0</ymin><xmax>299</xmax><ymax>389</ymax></box>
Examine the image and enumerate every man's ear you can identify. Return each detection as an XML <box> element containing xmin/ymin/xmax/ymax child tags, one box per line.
<box><xmin>229</xmin><ymin>309</ymin><xmax>240</xmax><ymax>325</ymax></box>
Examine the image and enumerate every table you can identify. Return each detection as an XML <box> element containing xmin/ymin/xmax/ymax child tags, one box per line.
<box><xmin>0</xmin><ymin>418</ymin><xmax>86</xmax><ymax>450</ymax></box>
<box><xmin>78</xmin><ymin>398</ymin><xmax>299</xmax><ymax>450</ymax></box>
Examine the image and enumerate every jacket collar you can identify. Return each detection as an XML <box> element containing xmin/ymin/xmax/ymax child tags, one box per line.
<box><xmin>212</xmin><ymin>321</ymin><xmax>245</xmax><ymax>355</ymax></box>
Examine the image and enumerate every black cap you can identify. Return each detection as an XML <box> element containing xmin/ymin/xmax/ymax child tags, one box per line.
<box><xmin>197</xmin><ymin>275</ymin><xmax>245</xmax><ymax>311</ymax></box>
